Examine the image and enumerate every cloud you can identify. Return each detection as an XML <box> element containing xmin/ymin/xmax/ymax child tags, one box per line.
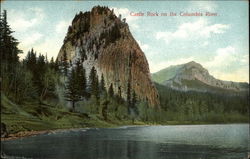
<box><xmin>189</xmin><ymin>1</ymin><xmax>218</xmax><ymax>12</ymax></box>
<box><xmin>55</xmin><ymin>20</ymin><xmax>71</xmax><ymax>34</ymax></box>
<box><xmin>211</xmin><ymin>67</ymin><xmax>249</xmax><ymax>83</ymax></box>
<box><xmin>21</xmin><ymin>32</ymin><xmax>43</xmax><ymax>47</ymax></box>
<box><xmin>111</xmin><ymin>7</ymin><xmax>139</xmax><ymax>29</ymax></box>
<box><xmin>203</xmin><ymin>46</ymin><xmax>249</xmax><ymax>82</ymax></box>
<box><xmin>149</xmin><ymin>57</ymin><xmax>195</xmax><ymax>73</ymax></box>
<box><xmin>155</xmin><ymin>19</ymin><xmax>229</xmax><ymax>44</ymax></box>
<box><xmin>204</xmin><ymin>46</ymin><xmax>237</xmax><ymax>68</ymax></box>
<box><xmin>137</xmin><ymin>40</ymin><xmax>149</xmax><ymax>52</ymax></box>
<box><xmin>200</xmin><ymin>23</ymin><xmax>229</xmax><ymax>37</ymax></box>
<box><xmin>32</xmin><ymin>37</ymin><xmax>62</xmax><ymax>59</ymax></box>
<box><xmin>8</xmin><ymin>7</ymin><xmax>45</xmax><ymax>32</ymax></box>
<box><xmin>18</xmin><ymin>32</ymin><xmax>44</xmax><ymax>59</ymax></box>
<box><xmin>202</xmin><ymin>41</ymin><xmax>209</xmax><ymax>47</ymax></box>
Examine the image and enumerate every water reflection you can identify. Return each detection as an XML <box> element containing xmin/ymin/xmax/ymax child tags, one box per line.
<box><xmin>2</xmin><ymin>124</ymin><xmax>248</xmax><ymax>159</ymax></box>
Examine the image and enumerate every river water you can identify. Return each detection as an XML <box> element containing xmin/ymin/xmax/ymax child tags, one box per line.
<box><xmin>1</xmin><ymin>124</ymin><xmax>249</xmax><ymax>159</ymax></box>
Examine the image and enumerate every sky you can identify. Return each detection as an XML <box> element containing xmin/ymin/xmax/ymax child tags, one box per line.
<box><xmin>1</xmin><ymin>1</ymin><xmax>249</xmax><ymax>82</ymax></box>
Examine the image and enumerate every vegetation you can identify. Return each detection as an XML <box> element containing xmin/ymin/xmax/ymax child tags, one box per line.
<box><xmin>155</xmin><ymin>83</ymin><xmax>249</xmax><ymax>123</ymax></box>
<box><xmin>0</xmin><ymin>10</ymin><xmax>248</xmax><ymax>137</ymax></box>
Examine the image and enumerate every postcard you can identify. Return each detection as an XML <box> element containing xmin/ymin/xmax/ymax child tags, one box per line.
<box><xmin>1</xmin><ymin>1</ymin><xmax>249</xmax><ymax>159</ymax></box>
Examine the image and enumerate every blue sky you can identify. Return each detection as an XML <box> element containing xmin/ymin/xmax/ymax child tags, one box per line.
<box><xmin>2</xmin><ymin>1</ymin><xmax>249</xmax><ymax>82</ymax></box>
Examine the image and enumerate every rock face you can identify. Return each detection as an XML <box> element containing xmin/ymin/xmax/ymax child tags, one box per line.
<box><xmin>152</xmin><ymin>61</ymin><xmax>249</xmax><ymax>93</ymax></box>
<box><xmin>57</xmin><ymin>6</ymin><xmax>159</xmax><ymax>107</ymax></box>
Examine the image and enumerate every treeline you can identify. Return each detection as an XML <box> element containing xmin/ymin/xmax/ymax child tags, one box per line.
<box><xmin>0</xmin><ymin>10</ymin><xmax>140</xmax><ymax>122</ymax></box>
<box><xmin>61</xmin><ymin>50</ymin><xmax>139</xmax><ymax>121</ymax></box>
<box><xmin>155</xmin><ymin>83</ymin><xmax>249</xmax><ymax>122</ymax></box>
<box><xmin>1</xmin><ymin>10</ymin><xmax>60</xmax><ymax>104</ymax></box>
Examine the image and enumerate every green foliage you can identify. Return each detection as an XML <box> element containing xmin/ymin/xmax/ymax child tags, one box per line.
<box><xmin>23</xmin><ymin>49</ymin><xmax>60</xmax><ymax>102</ymax></box>
<box><xmin>61</xmin><ymin>51</ymin><xmax>69</xmax><ymax>77</ymax></box>
<box><xmin>155</xmin><ymin>83</ymin><xmax>249</xmax><ymax>122</ymax></box>
<box><xmin>65</xmin><ymin>67</ymin><xmax>80</xmax><ymax>111</ymax></box>
<box><xmin>126</xmin><ymin>80</ymin><xmax>131</xmax><ymax>108</ymax></box>
<box><xmin>99</xmin><ymin>23</ymin><xmax>121</xmax><ymax>47</ymax></box>
<box><xmin>100</xmin><ymin>74</ymin><xmax>106</xmax><ymax>94</ymax></box>
<box><xmin>75</xmin><ymin>60</ymin><xmax>88</xmax><ymax>99</ymax></box>
<box><xmin>0</xmin><ymin>10</ymin><xmax>22</xmax><ymax>73</ymax></box>
<box><xmin>108</xmin><ymin>83</ymin><xmax>114</xmax><ymax>98</ymax></box>
<box><xmin>89</xmin><ymin>66</ymin><xmax>100</xmax><ymax>100</ymax></box>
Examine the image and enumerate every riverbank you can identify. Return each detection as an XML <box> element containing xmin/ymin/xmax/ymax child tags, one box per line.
<box><xmin>2</xmin><ymin>121</ymin><xmax>248</xmax><ymax>141</ymax></box>
<box><xmin>2</xmin><ymin>93</ymin><xmax>248</xmax><ymax>141</ymax></box>
<box><xmin>2</xmin><ymin>124</ymin><xmax>248</xmax><ymax>159</ymax></box>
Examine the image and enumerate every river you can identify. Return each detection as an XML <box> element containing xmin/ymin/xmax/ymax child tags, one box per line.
<box><xmin>1</xmin><ymin>124</ymin><xmax>249</xmax><ymax>159</ymax></box>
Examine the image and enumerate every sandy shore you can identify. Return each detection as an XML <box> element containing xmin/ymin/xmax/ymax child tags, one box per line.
<box><xmin>1</xmin><ymin>128</ymin><xmax>85</xmax><ymax>141</ymax></box>
<box><xmin>1</xmin><ymin>130</ymin><xmax>54</xmax><ymax>141</ymax></box>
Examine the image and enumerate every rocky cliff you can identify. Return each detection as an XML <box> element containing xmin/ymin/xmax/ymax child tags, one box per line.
<box><xmin>152</xmin><ymin>61</ymin><xmax>249</xmax><ymax>93</ymax></box>
<box><xmin>57</xmin><ymin>6</ymin><xmax>160</xmax><ymax>107</ymax></box>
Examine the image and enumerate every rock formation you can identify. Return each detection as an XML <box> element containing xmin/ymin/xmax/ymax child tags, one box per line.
<box><xmin>57</xmin><ymin>6</ymin><xmax>160</xmax><ymax>107</ymax></box>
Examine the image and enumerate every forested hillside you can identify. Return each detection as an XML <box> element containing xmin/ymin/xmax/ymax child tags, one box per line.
<box><xmin>0</xmin><ymin>10</ymin><xmax>156</xmax><ymax>136</ymax></box>
<box><xmin>155</xmin><ymin>83</ymin><xmax>249</xmax><ymax>123</ymax></box>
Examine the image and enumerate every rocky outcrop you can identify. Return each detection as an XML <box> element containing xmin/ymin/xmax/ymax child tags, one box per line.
<box><xmin>152</xmin><ymin>61</ymin><xmax>249</xmax><ymax>93</ymax></box>
<box><xmin>1</xmin><ymin>123</ymin><xmax>8</xmax><ymax>138</ymax></box>
<box><xmin>57</xmin><ymin>6</ymin><xmax>159</xmax><ymax>107</ymax></box>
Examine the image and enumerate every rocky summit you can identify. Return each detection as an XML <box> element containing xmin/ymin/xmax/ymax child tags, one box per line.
<box><xmin>152</xmin><ymin>61</ymin><xmax>249</xmax><ymax>93</ymax></box>
<box><xmin>57</xmin><ymin>6</ymin><xmax>160</xmax><ymax>107</ymax></box>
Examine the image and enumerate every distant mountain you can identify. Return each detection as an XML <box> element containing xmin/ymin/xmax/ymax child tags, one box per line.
<box><xmin>151</xmin><ymin>61</ymin><xmax>249</xmax><ymax>93</ymax></box>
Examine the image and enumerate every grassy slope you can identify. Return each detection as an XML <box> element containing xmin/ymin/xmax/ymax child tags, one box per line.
<box><xmin>151</xmin><ymin>65</ymin><xmax>182</xmax><ymax>84</ymax></box>
<box><xmin>1</xmin><ymin>94</ymin><xmax>139</xmax><ymax>135</ymax></box>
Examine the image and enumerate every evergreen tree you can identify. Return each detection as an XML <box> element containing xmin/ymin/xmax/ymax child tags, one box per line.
<box><xmin>127</xmin><ymin>80</ymin><xmax>131</xmax><ymax>113</ymax></box>
<box><xmin>100</xmin><ymin>74</ymin><xmax>106</xmax><ymax>94</ymax></box>
<box><xmin>45</xmin><ymin>53</ymin><xmax>49</xmax><ymax>64</ymax></box>
<box><xmin>49</xmin><ymin>57</ymin><xmax>55</xmax><ymax>70</ymax></box>
<box><xmin>130</xmin><ymin>90</ymin><xmax>138</xmax><ymax>123</ymax></box>
<box><xmin>25</xmin><ymin>48</ymin><xmax>37</xmax><ymax>73</ymax></box>
<box><xmin>0</xmin><ymin>10</ymin><xmax>22</xmax><ymax>100</ymax></box>
<box><xmin>131</xmin><ymin>90</ymin><xmax>137</xmax><ymax>108</ymax></box>
<box><xmin>54</xmin><ymin>58</ymin><xmax>60</xmax><ymax>73</ymax></box>
<box><xmin>108</xmin><ymin>83</ymin><xmax>114</xmax><ymax>98</ymax></box>
<box><xmin>65</xmin><ymin>67</ymin><xmax>80</xmax><ymax>111</ymax></box>
<box><xmin>35</xmin><ymin>54</ymin><xmax>46</xmax><ymax>96</ymax></box>
<box><xmin>75</xmin><ymin>60</ymin><xmax>87</xmax><ymax>99</ymax></box>
<box><xmin>61</xmin><ymin>50</ymin><xmax>69</xmax><ymax>76</ymax></box>
<box><xmin>89</xmin><ymin>66</ymin><xmax>100</xmax><ymax>100</ymax></box>
<box><xmin>0</xmin><ymin>10</ymin><xmax>21</xmax><ymax>71</ymax></box>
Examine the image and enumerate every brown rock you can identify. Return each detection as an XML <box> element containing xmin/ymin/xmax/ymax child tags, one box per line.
<box><xmin>57</xmin><ymin>6</ymin><xmax>160</xmax><ymax>107</ymax></box>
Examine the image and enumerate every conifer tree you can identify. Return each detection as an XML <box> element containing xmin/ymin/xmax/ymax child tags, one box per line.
<box><xmin>54</xmin><ymin>58</ymin><xmax>60</xmax><ymax>73</ymax></box>
<box><xmin>131</xmin><ymin>90</ymin><xmax>139</xmax><ymax>115</ymax></box>
<box><xmin>0</xmin><ymin>10</ymin><xmax>21</xmax><ymax>71</ymax></box>
<box><xmin>89</xmin><ymin>66</ymin><xmax>99</xmax><ymax>100</ymax></box>
<box><xmin>49</xmin><ymin>57</ymin><xmax>55</xmax><ymax>70</ymax></box>
<box><xmin>35</xmin><ymin>54</ymin><xmax>46</xmax><ymax>95</ymax></box>
<box><xmin>75</xmin><ymin>60</ymin><xmax>87</xmax><ymax>99</ymax></box>
<box><xmin>108</xmin><ymin>83</ymin><xmax>114</xmax><ymax>98</ymax></box>
<box><xmin>65</xmin><ymin>67</ymin><xmax>80</xmax><ymax>111</ymax></box>
<box><xmin>1</xmin><ymin>10</ymin><xmax>22</xmax><ymax>100</ymax></box>
<box><xmin>61</xmin><ymin>50</ymin><xmax>69</xmax><ymax>77</ymax></box>
<box><xmin>127</xmin><ymin>80</ymin><xmax>131</xmax><ymax>113</ymax></box>
<box><xmin>132</xmin><ymin>90</ymin><xmax>137</xmax><ymax>108</ymax></box>
<box><xmin>25</xmin><ymin>48</ymin><xmax>37</xmax><ymax>73</ymax></box>
<box><xmin>100</xmin><ymin>74</ymin><xmax>106</xmax><ymax>94</ymax></box>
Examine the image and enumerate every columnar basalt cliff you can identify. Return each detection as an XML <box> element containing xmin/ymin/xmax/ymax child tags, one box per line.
<box><xmin>57</xmin><ymin>6</ymin><xmax>160</xmax><ymax>107</ymax></box>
